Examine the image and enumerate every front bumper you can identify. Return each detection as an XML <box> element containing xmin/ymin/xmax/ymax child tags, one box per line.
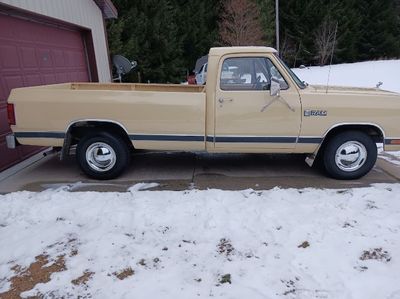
<box><xmin>6</xmin><ymin>134</ymin><xmax>17</xmax><ymax>149</ymax></box>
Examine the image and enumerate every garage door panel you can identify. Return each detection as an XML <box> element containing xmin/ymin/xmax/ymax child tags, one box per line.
<box><xmin>0</xmin><ymin>13</ymin><xmax>90</xmax><ymax>171</ymax></box>
<box><xmin>77</xmin><ymin>71</ymin><xmax>89</xmax><ymax>82</ymax></box>
<box><xmin>55</xmin><ymin>73</ymin><xmax>69</xmax><ymax>83</ymax></box>
<box><xmin>4</xmin><ymin>75</ymin><xmax>25</xmax><ymax>93</ymax></box>
<box><xmin>37</xmin><ymin>49</ymin><xmax>53</xmax><ymax>68</ymax></box>
<box><xmin>0</xmin><ymin>45</ymin><xmax>19</xmax><ymax>69</ymax></box>
<box><xmin>0</xmin><ymin>139</ymin><xmax>21</xmax><ymax>169</ymax></box>
<box><xmin>0</xmin><ymin>105</ymin><xmax>9</xmax><ymax>135</ymax></box>
<box><xmin>24</xmin><ymin>74</ymin><xmax>43</xmax><ymax>87</ymax></box>
<box><xmin>20</xmin><ymin>46</ymin><xmax>38</xmax><ymax>68</ymax></box>
<box><xmin>43</xmin><ymin>73</ymin><xmax>57</xmax><ymax>85</ymax></box>
<box><xmin>63</xmin><ymin>51</ymin><xmax>73</xmax><ymax>66</ymax></box>
<box><xmin>52</xmin><ymin>49</ymin><xmax>65</xmax><ymax>67</ymax></box>
<box><xmin>72</xmin><ymin>51</ymin><xmax>87</xmax><ymax>67</ymax></box>
<box><xmin>0</xmin><ymin>79</ymin><xmax>6</xmax><ymax>100</ymax></box>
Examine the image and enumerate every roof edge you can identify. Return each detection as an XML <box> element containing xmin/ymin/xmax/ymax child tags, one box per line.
<box><xmin>93</xmin><ymin>0</ymin><xmax>118</xmax><ymax>19</ymax></box>
<box><xmin>209</xmin><ymin>46</ymin><xmax>277</xmax><ymax>56</ymax></box>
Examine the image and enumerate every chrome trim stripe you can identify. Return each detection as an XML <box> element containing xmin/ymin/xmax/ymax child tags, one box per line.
<box><xmin>298</xmin><ymin>137</ymin><xmax>323</xmax><ymax>144</ymax></box>
<box><xmin>131</xmin><ymin>135</ymin><xmax>321</xmax><ymax>144</ymax></box>
<box><xmin>214</xmin><ymin>136</ymin><xmax>297</xmax><ymax>143</ymax></box>
<box><xmin>130</xmin><ymin>134</ymin><xmax>204</xmax><ymax>142</ymax></box>
<box><xmin>385</xmin><ymin>138</ymin><xmax>400</xmax><ymax>145</ymax></box>
<box><xmin>14</xmin><ymin>131</ymin><xmax>323</xmax><ymax>144</ymax></box>
<box><xmin>15</xmin><ymin>132</ymin><xmax>66</xmax><ymax>139</ymax></box>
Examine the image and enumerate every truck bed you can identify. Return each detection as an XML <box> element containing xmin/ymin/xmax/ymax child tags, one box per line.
<box><xmin>9</xmin><ymin>81</ymin><xmax>207</xmax><ymax>151</ymax></box>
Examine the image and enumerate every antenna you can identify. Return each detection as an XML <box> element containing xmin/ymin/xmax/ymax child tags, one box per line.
<box><xmin>112</xmin><ymin>55</ymin><xmax>137</xmax><ymax>83</ymax></box>
<box><xmin>325</xmin><ymin>21</ymin><xmax>338</xmax><ymax>93</ymax></box>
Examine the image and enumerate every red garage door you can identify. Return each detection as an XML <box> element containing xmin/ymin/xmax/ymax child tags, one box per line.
<box><xmin>0</xmin><ymin>13</ymin><xmax>90</xmax><ymax>171</ymax></box>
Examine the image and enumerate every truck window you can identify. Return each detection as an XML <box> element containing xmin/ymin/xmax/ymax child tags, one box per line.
<box><xmin>220</xmin><ymin>57</ymin><xmax>288</xmax><ymax>91</ymax></box>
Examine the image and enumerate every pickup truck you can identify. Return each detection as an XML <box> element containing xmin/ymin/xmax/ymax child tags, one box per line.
<box><xmin>6</xmin><ymin>47</ymin><xmax>400</xmax><ymax>180</ymax></box>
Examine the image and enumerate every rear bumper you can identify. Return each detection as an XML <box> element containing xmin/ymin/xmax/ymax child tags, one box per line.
<box><xmin>6</xmin><ymin>134</ymin><xmax>17</xmax><ymax>149</ymax></box>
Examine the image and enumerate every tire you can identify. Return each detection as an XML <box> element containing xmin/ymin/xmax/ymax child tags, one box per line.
<box><xmin>76</xmin><ymin>133</ymin><xmax>131</xmax><ymax>180</ymax></box>
<box><xmin>323</xmin><ymin>131</ymin><xmax>377</xmax><ymax>180</ymax></box>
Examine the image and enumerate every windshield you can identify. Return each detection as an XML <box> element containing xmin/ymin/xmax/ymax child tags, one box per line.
<box><xmin>274</xmin><ymin>54</ymin><xmax>307</xmax><ymax>89</ymax></box>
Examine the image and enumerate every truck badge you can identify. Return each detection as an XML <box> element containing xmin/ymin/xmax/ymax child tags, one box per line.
<box><xmin>304</xmin><ymin>110</ymin><xmax>327</xmax><ymax>117</ymax></box>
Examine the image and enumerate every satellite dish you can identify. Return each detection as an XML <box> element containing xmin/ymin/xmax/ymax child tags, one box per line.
<box><xmin>112</xmin><ymin>55</ymin><xmax>137</xmax><ymax>82</ymax></box>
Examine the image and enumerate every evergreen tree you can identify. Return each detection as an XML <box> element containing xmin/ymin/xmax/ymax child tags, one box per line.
<box><xmin>107</xmin><ymin>0</ymin><xmax>184</xmax><ymax>83</ymax></box>
<box><xmin>333</xmin><ymin>0</ymin><xmax>362</xmax><ymax>63</ymax></box>
<box><xmin>356</xmin><ymin>0</ymin><xmax>400</xmax><ymax>60</ymax></box>
<box><xmin>173</xmin><ymin>0</ymin><xmax>219</xmax><ymax>71</ymax></box>
<box><xmin>107</xmin><ymin>0</ymin><xmax>400</xmax><ymax>80</ymax></box>
<box><xmin>257</xmin><ymin>0</ymin><xmax>275</xmax><ymax>46</ymax></box>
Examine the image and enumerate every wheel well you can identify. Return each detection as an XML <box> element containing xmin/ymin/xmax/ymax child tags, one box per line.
<box><xmin>62</xmin><ymin>121</ymin><xmax>133</xmax><ymax>158</ymax></box>
<box><xmin>316</xmin><ymin>124</ymin><xmax>384</xmax><ymax>158</ymax></box>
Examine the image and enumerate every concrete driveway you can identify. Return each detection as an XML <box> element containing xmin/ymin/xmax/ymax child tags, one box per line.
<box><xmin>0</xmin><ymin>150</ymin><xmax>399</xmax><ymax>193</ymax></box>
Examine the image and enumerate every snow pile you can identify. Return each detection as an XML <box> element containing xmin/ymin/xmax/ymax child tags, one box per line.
<box><xmin>1</xmin><ymin>184</ymin><xmax>400</xmax><ymax>298</ymax></box>
<box><xmin>293</xmin><ymin>60</ymin><xmax>400</xmax><ymax>93</ymax></box>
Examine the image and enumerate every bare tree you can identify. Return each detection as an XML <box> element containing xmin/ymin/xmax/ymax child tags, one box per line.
<box><xmin>219</xmin><ymin>0</ymin><xmax>265</xmax><ymax>46</ymax></box>
<box><xmin>314</xmin><ymin>17</ymin><xmax>338</xmax><ymax>65</ymax></box>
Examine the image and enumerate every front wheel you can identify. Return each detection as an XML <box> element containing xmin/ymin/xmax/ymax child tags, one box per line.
<box><xmin>76</xmin><ymin>133</ymin><xmax>131</xmax><ymax>180</ymax></box>
<box><xmin>323</xmin><ymin>131</ymin><xmax>377</xmax><ymax>180</ymax></box>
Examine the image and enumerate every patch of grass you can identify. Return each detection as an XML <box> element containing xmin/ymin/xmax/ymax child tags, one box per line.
<box><xmin>360</xmin><ymin>248</ymin><xmax>391</xmax><ymax>263</ymax></box>
<box><xmin>217</xmin><ymin>238</ymin><xmax>235</xmax><ymax>257</ymax></box>
<box><xmin>219</xmin><ymin>274</ymin><xmax>231</xmax><ymax>284</ymax></box>
<box><xmin>72</xmin><ymin>271</ymin><xmax>94</xmax><ymax>285</ymax></box>
<box><xmin>297</xmin><ymin>241</ymin><xmax>310</xmax><ymax>248</ymax></box>
<box><xmin>113</xmin><ymin>268</ymin><xmax>134</xmax><ymax>280</ymax></box>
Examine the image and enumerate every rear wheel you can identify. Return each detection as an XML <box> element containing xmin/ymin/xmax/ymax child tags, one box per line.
<box><xmin>76</xmin><ymin>133</ymin><xmax>131</xmax><ymax>180</ymax></box>
<box><xmin>323</xmin><ymin>131</ymin><xmax>377</xmax><ymax>180</ymax></box>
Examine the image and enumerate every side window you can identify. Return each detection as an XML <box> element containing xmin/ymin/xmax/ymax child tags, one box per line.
<box><xmin>266</xmin><ymin>59</ymin><xmax>289</xmax><ymax>90</ymax></box>
<box><xmin>220</xmin><ymin>57</ymin><xmax>288</xmax><ymax>91</ymax></box>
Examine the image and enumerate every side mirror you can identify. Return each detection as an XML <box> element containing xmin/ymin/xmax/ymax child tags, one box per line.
<box><xmin>270</xmin><ymin>77</ymin><xmax>281</xmax><ymax>97</ymax></box>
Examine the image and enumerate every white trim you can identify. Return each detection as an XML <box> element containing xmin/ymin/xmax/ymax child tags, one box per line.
<box><xmin>322</xmin><ymin>122</ymin><xmax>386</xmax><ymax>140</ymax></box>
<box><xmin>65</xmin><ymin>119</ymin><xmax>130</xmax><ymax>135</ymax></box>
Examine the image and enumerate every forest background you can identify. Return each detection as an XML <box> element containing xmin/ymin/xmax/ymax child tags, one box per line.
<box><xmin>107</xmin><ymin>0</ymin><xmax>400</xmax><ymax>83</ymax></box>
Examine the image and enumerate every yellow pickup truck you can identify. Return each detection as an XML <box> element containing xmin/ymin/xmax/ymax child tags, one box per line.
<box><xmin>6</xmin><ymin>47</ymin><xmax>400</xmax><ymax>180</ymax></box>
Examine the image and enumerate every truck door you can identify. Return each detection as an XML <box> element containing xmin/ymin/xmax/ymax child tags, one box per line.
<box><xmin>214</xmin><ymin>55</ymin><xmax>301</xmax><ymax>150</ymax></box>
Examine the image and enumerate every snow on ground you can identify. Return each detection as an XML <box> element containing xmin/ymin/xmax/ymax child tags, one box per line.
<box><xmin>1</xmin><ymin>184</ymin><xmax>400</xmax><ymax>298</ymax></box>
<box><xmin>1</xmin><ymin>60</ymin><xmax>400</xmax><ymax>298</ymax></box>
<box><xmin>293</xmin><ymin>60</ymin><xmax>400</xmax><ymax>93</ymax></box>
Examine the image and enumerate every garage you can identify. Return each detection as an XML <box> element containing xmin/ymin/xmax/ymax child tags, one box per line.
<box><xmin>0</xmin><ymin>0</ymin><xmax>117</xmax><ymax>171</ymax></box>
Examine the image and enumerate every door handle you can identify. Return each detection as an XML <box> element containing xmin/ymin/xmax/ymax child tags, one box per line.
<box><xmin>218</xmin><ymin>97</ymin><xmax>234</xmax><ymax>104</ymax></box>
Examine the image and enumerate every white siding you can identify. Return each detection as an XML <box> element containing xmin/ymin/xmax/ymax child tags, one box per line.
<box><xmin>0</xmin><ymin>0</ymin><xmax>111</xmax><ymax>82</ymax></box>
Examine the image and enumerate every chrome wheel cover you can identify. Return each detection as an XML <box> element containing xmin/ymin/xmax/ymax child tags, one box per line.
<box><xmin>335</xmin><ymin>141</ymin><xmax>367</xmax><ymax>172</ymax></box>
<box><xmin>86</xmin><ymin>142</ymin><xmax>116</xmax><ymax>172</ymax></box>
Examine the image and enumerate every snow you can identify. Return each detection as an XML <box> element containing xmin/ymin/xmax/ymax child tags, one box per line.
<box><xmin>1</xmin><ymin>60</ymin><xmax>400</xmax><ymax>298</ymax></box>
<box><xmin>1</xmin><ymin>184</ymin><xmax>400</xmax><ymax>298</ymax></box>
<box><xmin>293</xmin><ymin>60</ymin><xmax>400</xmax><ymax>93</ymax></box>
